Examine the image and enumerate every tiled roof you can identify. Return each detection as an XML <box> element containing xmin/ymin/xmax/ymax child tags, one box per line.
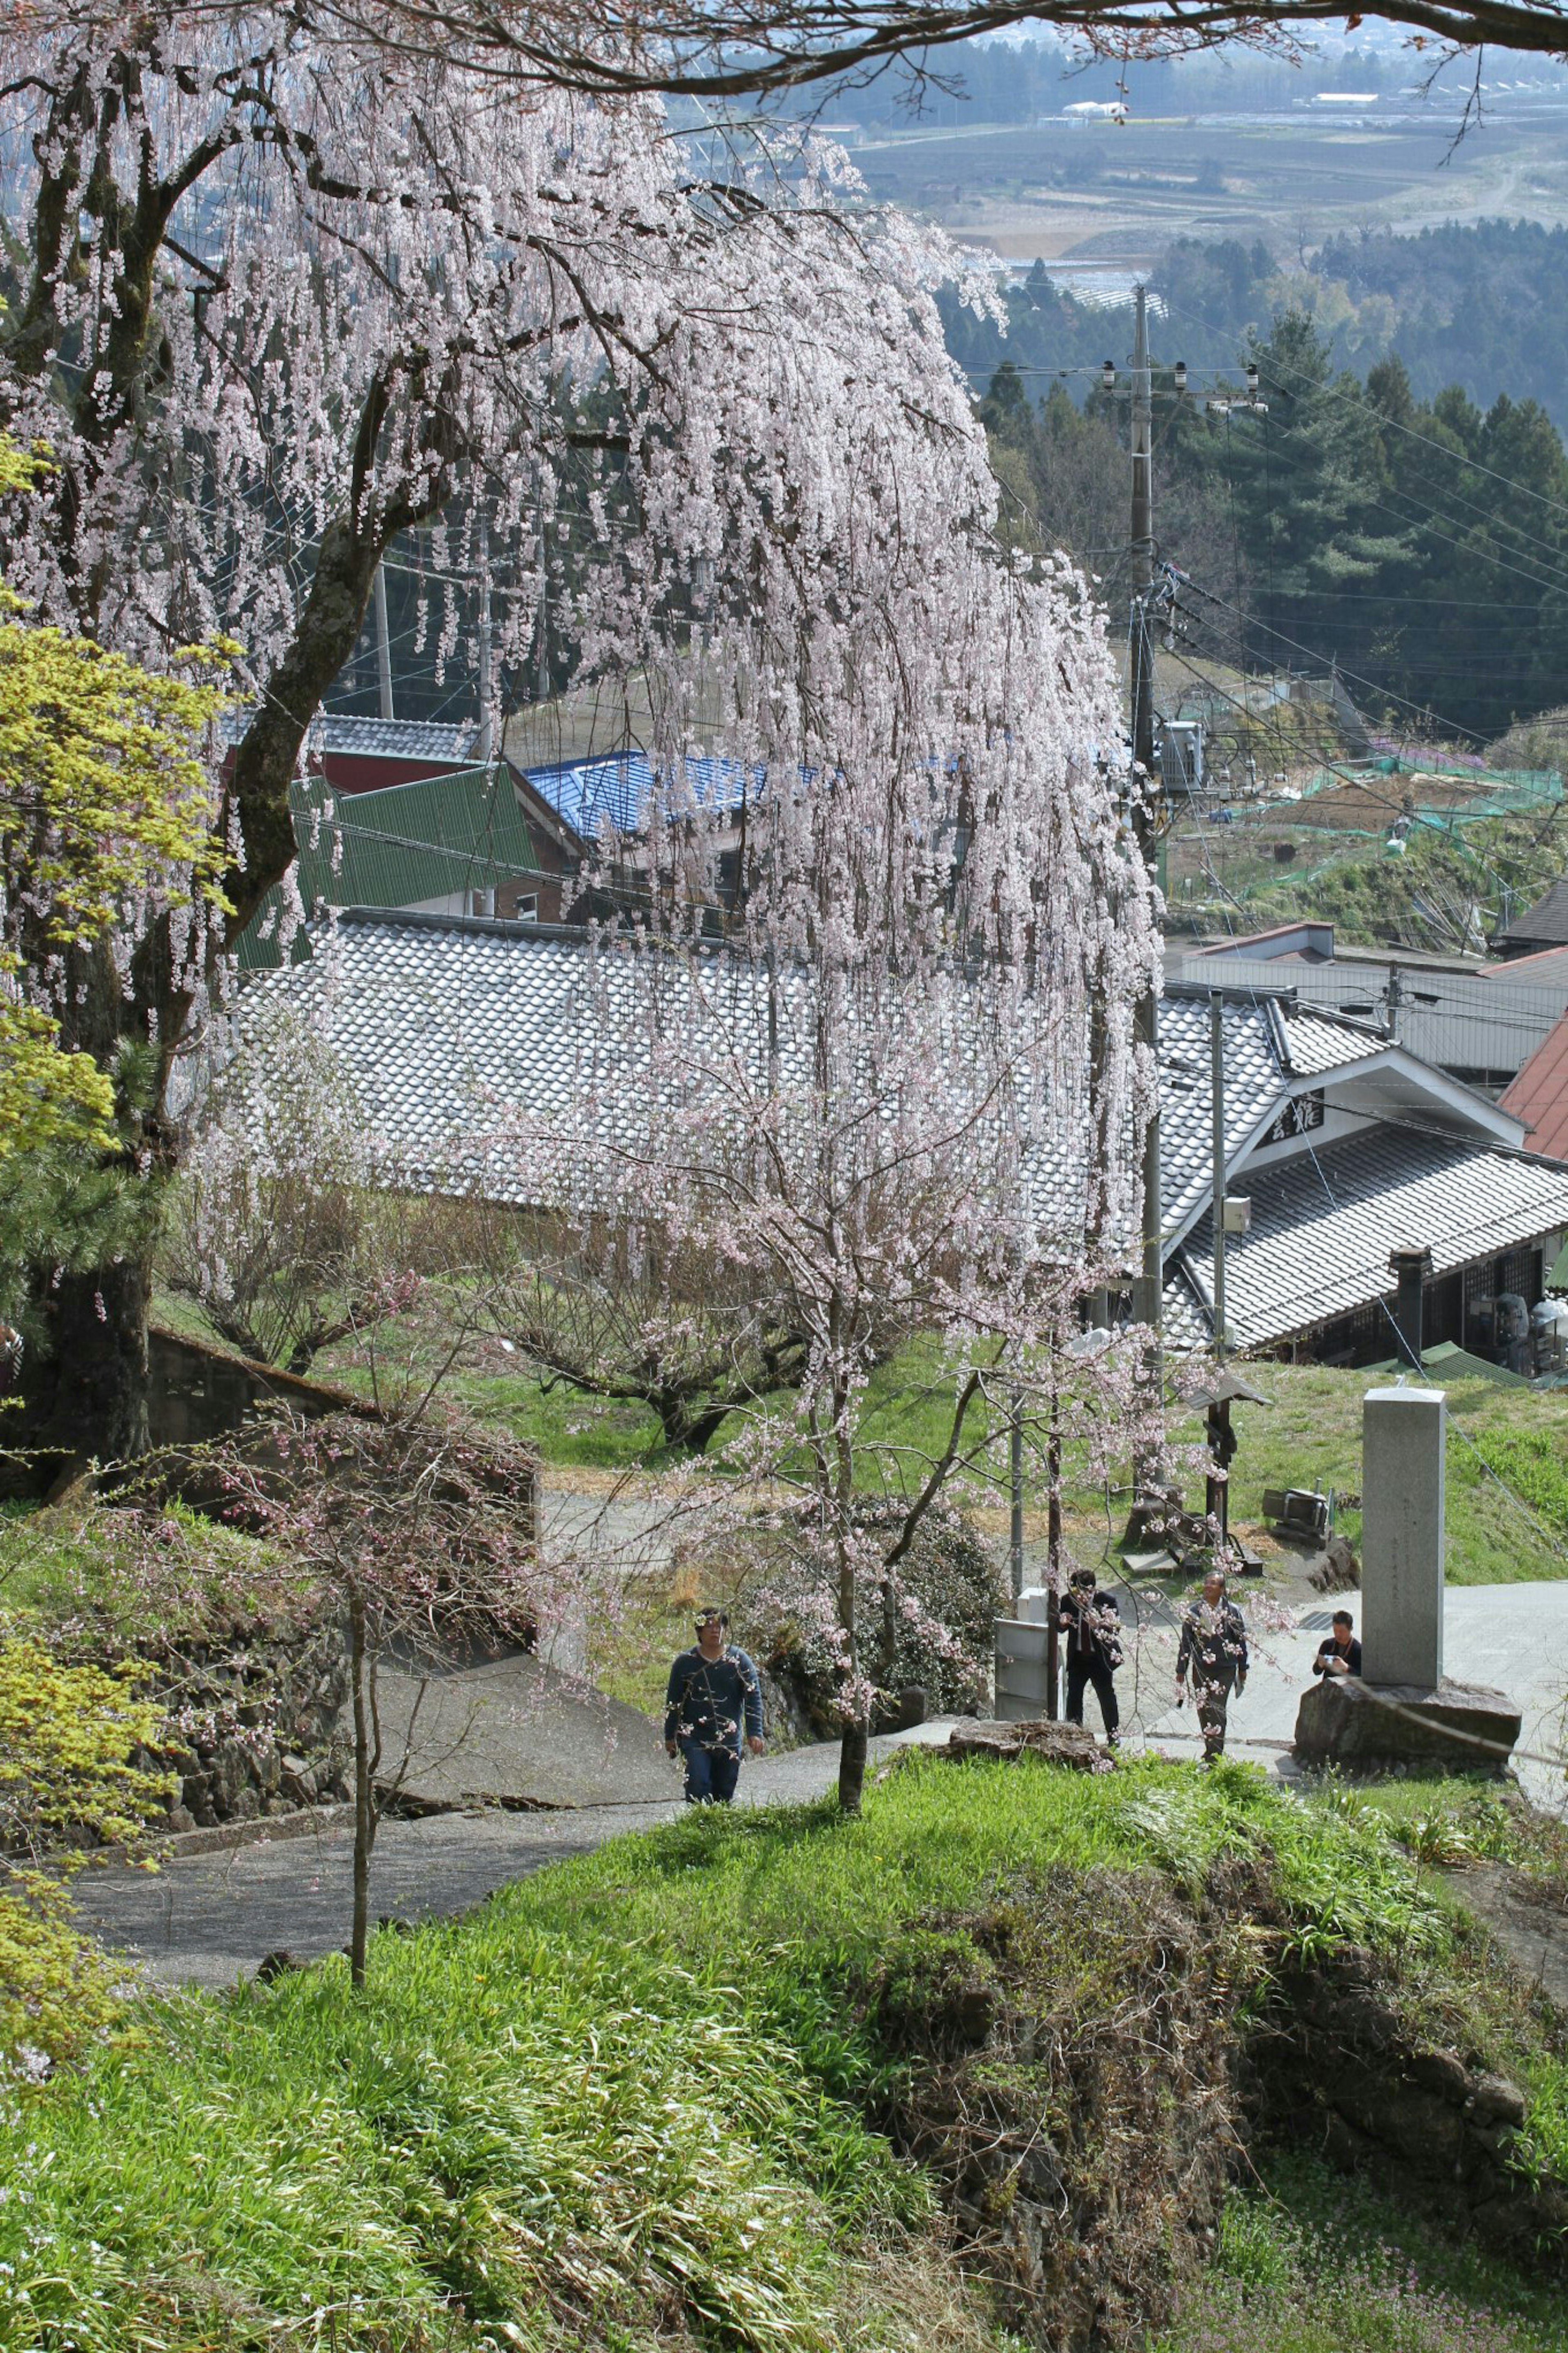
<box><xmin>1497</xmin><ymin>877</ymin><xmax>1568</xmax><ymax>953</ymax></box>
<box><xmin>1276</xmin><ymin>1003</ymin><xmax>1385</xmax><ymax>1077</ymax></box>
<box><xmin>219</xmin><ymin>710</ymin><xmax>478</xmax><ymax>763</ymax></box>
<box><xmin>310</xmin><ymin>714</ymin><xmax>479</xmax><ymax>763</ymax></box>
<box><xmin>518</xmin><ymin>751</ymin><xmax>754</xmax><ymax>841</ymax></box>
<box><xmin>1482</xmin><ymin>943</ymin><xmax>1568</xmax><ymax>990</ymax></box>
<box><xmin>256</xmin><ymin>923</ymin><xmax>1393</xmax><ymax>1227</ymax></box>
<box><xmin>1157</xmin><ymin>997</ymin><xmax>1280</xmax><ymax>1238</ymax></box>
<box><xmin>1160</xmin><ymin>1264</ymin><xmax>1212</xmax><ymax>1352</ymax></box>
<box><xmin>1157</xmin><ymin>990</ymin><xmax>1386</xmax><ymax>1238</ymax></box>
<box><xmin>237</xmin><ymin>771</ymin><xmax>539</xmax><ymax>972</ymax></box>
<box><xmin>254</xmin><ymin>922</ymin><xmax>1564</xmax><ymax>1338</ymax></box>
<box><xmin>1175</xmin><ymin>1126</ymin><xmax>1568</xmax><ymax>1350</ymax></box>
<box><xmin>260</xmin><ymin>917</ymin><xmax>638</xmax><ymax>1180</ymax></box>
<box><xmin>1501</xmin><ymin>1009</ymin><xmax>1568</xmax><ymax>1163</ymax></box>
<box><xmin>255</xmin><ymin>913</ymin><xmax>850</xmax><ymax>1195</ymax></box>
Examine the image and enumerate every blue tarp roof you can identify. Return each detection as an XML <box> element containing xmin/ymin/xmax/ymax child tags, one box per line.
<box><xmin>518</xmin><ymin>752</ymin><xmax>755</xmax><ymax>839</ymax></box>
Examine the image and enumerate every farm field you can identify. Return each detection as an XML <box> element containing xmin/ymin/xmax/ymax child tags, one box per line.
<box><xmin>851</xmin><ymin>103</ymin><xmax>1568</xmax><ymax>267</ymax></box>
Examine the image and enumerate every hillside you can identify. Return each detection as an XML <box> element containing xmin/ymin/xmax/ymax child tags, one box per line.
<box><xmin>10</xmin><ymin>1757</ymin><xmax>1568</xmax><ymax>2350</ymax></box>
<box><xmin>297</xmin><ymin>1306</ymin><xmax>1568</xmax><ymax>1590</ymax></box>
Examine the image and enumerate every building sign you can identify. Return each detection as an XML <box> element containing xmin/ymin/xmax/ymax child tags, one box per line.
<box><xmin>1265</xmin><ymin>1090</ymin><xmax>1325</xmax><ymax>1145</ymax></box>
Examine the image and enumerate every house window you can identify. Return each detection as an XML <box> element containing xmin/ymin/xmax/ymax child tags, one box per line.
<box><xmin>515</xmin><ymin>895</ymin><xmax>538</xmax><ymax>922</ymax></box>
<box><xmin>1264</xmin><ymin>1090</ymin><xmax>1324</xmax><ymax>1146</ymax></box>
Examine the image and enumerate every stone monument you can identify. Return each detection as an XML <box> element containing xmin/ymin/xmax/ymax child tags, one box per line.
<box><xmin>1294</xmin><ymin>1384</ymin><xmax>1521</xmax><ymax>1775</ymax></box>
<box><xmin>1362</xmin><ymin>1384</ymin><xmax>1445</xmax><ymax>1686</ymax></box>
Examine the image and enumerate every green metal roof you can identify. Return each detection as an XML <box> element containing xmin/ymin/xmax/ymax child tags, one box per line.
<box><xmin>238</xmin><ymin>767</ymin><xmax>543</xmax><ymax>970</ymax></box>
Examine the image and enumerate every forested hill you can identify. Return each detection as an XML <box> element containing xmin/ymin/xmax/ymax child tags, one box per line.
<box><xmin>1164</xmin><ymin>224</ymin><xmax>1568</xmax><ymax>434</ymax></box>
<box><xmin>942</xmin><ymin>223</ymin><xmax>1568</xmax><ymax>435</ymax></box>
<box><xmin>951</xmin><ymin>228</ymin><xmax>1568</xmax><ymax>743</ymax></box>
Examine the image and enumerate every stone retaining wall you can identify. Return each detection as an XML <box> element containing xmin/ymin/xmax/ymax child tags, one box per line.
<box><xmin>131</xmin><ymin>1621</ymin><xmax>351</xmax><ymax>1834</ymax></box>
<box><xmin>1260</xmin><ymin>1957</ymin><xmax>1567</xmax><ymax>2265</ymax></box>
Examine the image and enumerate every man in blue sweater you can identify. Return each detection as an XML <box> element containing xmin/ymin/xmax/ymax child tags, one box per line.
<box><xmin>664</xmin><ymin>1608</ymin><xmax>766</xmax><ymax>1803</ymax></box>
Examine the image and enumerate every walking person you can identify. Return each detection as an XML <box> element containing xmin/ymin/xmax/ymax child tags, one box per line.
<box><xmin>1176</xmin><ymin>1568</ymin><xmax>1249</xmax><ymax>1762</ymax></box>
<box><xmin>664</xmin><ymin>1607</ymin><xmax>765</xmax><ymax>1804</ymax></box>
<box><xmin>1059</xmin><ymin>1565</ymin><xmax>1123</xmax><ymax>1745</ymax></box>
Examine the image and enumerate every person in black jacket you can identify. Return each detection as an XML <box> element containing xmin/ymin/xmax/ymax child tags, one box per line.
<box><xmin>664</xmin><ymin>1608</ymin><xmax>765</xmax><ymax>1803</ymax></box>
<box><xmin>1059</xmin><ymin>1566</ymin><xmax>1122</xmax><ymax>1744</ymax></box>
<box><xmin>1312</xmin><ymin>1609</ymin><xmax>1363</xmax><ymax>1680</ymax></box>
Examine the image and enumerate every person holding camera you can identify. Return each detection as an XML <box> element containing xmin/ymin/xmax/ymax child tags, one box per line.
<box><xmin>1312</xmin><ymin>1608</ymin><xmax>1362</xmax><ymax>1679</ymax></box>
<box><xmin>1176</xmin><ymin>1567</ymin><xmax>1249</xmax><ymax>1762</ymax></box>
<box><xmin>1059</xmin><ymin>1565</ymin><xmax>1123</xmax><ymax>1745</ymax></box>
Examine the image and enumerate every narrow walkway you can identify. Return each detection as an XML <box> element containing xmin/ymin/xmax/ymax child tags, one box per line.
<box><xmin>70</xmin><ymin>1724</ymin><xmax>957</xmax><ymax>1988</ymax></box>
<box><xmin>72</xmin><ymin>1585</ymin><xmax>1568</xmax><ymax>1991</ymax></box>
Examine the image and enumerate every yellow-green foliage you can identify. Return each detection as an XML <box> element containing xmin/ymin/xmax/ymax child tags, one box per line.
<box><xmin>0</xmin><ymin>1636</ymin><xmax>171</xmax><ymax>1855</ymax></box>
<box><xmin>0</xmin><ymin>431</ymin><xmax>232</xmax><ymax>1160</ymax></box>
<box><xmin>0</xmin><ymin>1869</ymin><xmax>127</xmax><ymax>2072</ymax></box>
<box><xmin>0</xmin><ymin>1634</ymin><xmax>172</xmax><ymax>2069</ymax></box>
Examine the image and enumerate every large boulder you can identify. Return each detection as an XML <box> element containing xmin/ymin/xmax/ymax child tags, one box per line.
<box><xmin>1294</xmin><ymin>1674</ymin><xmax>1520</xmax><ymax>1777</ymax></box>
<box><xmin>947</xmin><ymin>1718</ymin><xmax>1108</xmax><ymax>1770</ymax></box>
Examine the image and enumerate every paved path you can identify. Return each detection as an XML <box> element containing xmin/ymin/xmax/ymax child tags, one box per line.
<box><xmin>1116</xmin><ymin>1583</ymin><xmax>1568</xmax><ymax>1809</ymax></box>
<box><xmin>74</xmin><ymin>1583</ymin><xmax>1568</xmax><ymax>1991</ymax></box>
<box><xmin>375</xmin><ymin>1653</ymin><xmax>675</xmax><ymax>1809</ymax></box>
<box><xmin>70</xmin><ymin>1723</ymin><xmax>959</xmax><ymax>1989</ymax></box>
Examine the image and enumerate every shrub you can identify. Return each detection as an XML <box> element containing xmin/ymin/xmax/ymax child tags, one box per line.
<box><xmin>739</xmin><ymin>1500</ymin><xmax>1002</xmax><ymax>1737</ymax></box>
<box><xmin>0</xmin><ymin>1633</ymin><xmax>173</xmax><ymax>2069</ymax></box>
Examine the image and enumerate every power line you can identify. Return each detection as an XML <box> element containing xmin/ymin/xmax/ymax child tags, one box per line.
<box><xmin>1155</xmin><ymin>284</ymin><xmax>1568</xmax><ymax>533</ymax></box>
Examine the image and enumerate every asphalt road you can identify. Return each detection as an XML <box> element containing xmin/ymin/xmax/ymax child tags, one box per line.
<box><xmin>71</xmin><ymin>1584</ymin><xmax>1568</xmax><ymax>1990</ymax></box>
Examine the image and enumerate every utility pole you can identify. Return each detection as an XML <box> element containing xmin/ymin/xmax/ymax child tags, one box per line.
<box><xmin>1386</xmin><ymin>962</ymin><xmax>1404</xmax><ymax>1045</ymax></box>
<box><xmin>1009</xmin><ymin>1388</ymin><xmax>1025</xmax><ymax>1606</ymax></box>
<box><xmin>1045</xmin><ymin>1374</ymin><xmax>1062</xmax><ymax>1721</ymax></box>
<box><xmin>373</xmin><ymin>563</ymin><xmax>395</xmax><ymax>723</ymax></box>
<box><xmin>1129</xmin><ymin>284</ymin><xmax>1163</xmax><ymax>1340</ymax></box>
<box><xmin>476</xmin><ymin>514</ymin><xmax>493</xmax><ymax>768</ymax></box>
<box><xmin>1211</xmin><ymin>987</ymin><xmax>1227</xmax><ymax>1363</ymax></box>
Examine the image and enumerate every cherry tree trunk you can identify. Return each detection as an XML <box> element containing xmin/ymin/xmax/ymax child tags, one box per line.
<box><xmin>837</xmin><ymin>1724</ymin><xmax>869</xmax><ymax>1815</ymax></box>
<box><xmin>348</xmin><ymin>1587</ymin><xmax>374</xmax><ymax>1991</ymax></box>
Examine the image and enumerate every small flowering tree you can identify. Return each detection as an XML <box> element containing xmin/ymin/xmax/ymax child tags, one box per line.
<box><xmin>164</xmin><ymin>999</ymin><xmax>432</xmax><ymax>1377</ymax></box>
<box><xmin>215</xmin><ymin>1410</ymin><xmax>548</xmax><ymax>1985</ymax></box>
<box><xmin>476</xmin><ymin>480</ymin><xmax>1162</xmax><ymax>1809</ymax></box>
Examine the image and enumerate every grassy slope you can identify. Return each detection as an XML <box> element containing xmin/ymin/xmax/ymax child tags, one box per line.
<box><xmin>0</xmin><ymin>1495</ymin><xmax>288</xmax><ymax>1639</ymax></box>
<box><xmin>1209</xmin><ymin>1364</ymin><xmax>1568</xmax><ymax>1586</ymax></box>
<box><xmin>1156</xmin><ymin>2151</ymin><xmax>1568</xmax><ymax>2353</ymax></box>
<box><xmin>1173</xmin><ymin>802</ymin><xmax>1568</xmax><ymax>951</ymax></box>
<box><xmin>298</xmin><ymin>1298</ymin><xmax>1568</xmax><ymax>1587</ymax></box>
<box><xmin>8</xmin><ymin>1757</ymin><xmax>1568</xmax><ymax>2352</ymax></box>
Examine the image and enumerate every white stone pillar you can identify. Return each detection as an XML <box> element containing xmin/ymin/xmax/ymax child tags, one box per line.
<box><xmin>1361</xmin><ymin>1385</ymin><xmax>1445</xmax><ymax>1688</ymax></box>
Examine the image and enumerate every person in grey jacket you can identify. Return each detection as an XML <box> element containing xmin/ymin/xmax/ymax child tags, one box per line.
<box><xmin>1176</xmin><ymin>1568</ymin><xmax>1249</xmax><ymax>1762</ymax></box>
<box><xmin>664</xmin><ymin>1608</ymin><xmax>765</xmax><ymax>1802</ymax></box>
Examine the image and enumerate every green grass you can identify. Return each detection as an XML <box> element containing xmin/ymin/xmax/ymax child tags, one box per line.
<box><xmin>210</xmin><ymin>1289</ymin><xmax>1568</xmax><ymax>1588</ymax></box>
<box><xmin>0</xmin><ymin>1495</ymin><xmax>287</xmax><ymax>1642</ymax></box>
<box><xmin>9</xmin><ymin>1756</ymin><xmax>1568</xmax><ymax>2349</ymax></box>
<box><xmin>1198</xmin><ymin>1363</ymin><xmax>1568</xmax><ymax>1585</ymax></box>
<box><xmin>1157</xmin><ymin>2152</ymin><xmax>1568</xmax><ymax>2353</ymax></box>
<box><xmin>1176</xmin><ymin>802</ymin><xmax>1568</xmax><ymax>955</ymax></box>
